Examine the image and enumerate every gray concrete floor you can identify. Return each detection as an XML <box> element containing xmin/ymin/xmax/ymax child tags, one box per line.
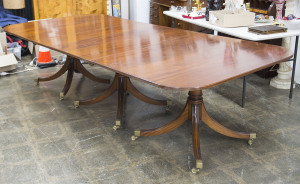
<box><xmin>0</xmin><ymin>55</ymin><xmax>300</xmax><ymax>184</ymax></box>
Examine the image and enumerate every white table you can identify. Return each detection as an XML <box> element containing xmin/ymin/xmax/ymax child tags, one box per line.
<box><xmin>164</xmin><ymin>11</ymin><xmax>300</xmax><ymax>106</ymax></box>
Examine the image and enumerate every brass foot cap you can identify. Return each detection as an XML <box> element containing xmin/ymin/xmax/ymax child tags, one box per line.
<box><xmin>59</xmin><ymin>92</ymin><xmax>64</xmax><ymax>100</ymax></box>
<box><xmin>74</xmin><ymin>101</ymin><xmax>79</xmax><ymax>108</ymax></box>
<box><xmin>134</xmin><ymin>130</ymin><xmax>140</xmax><ymax>137</ymax></box>
<box><xmin>166</xmin><ymin>100</ymin><xmax>172</xmax><ymax>111</ymax></box>
<box><xmin>248</xmin><ymin>133</ymin><xmax>256</xmax><ymax>145</ymax></box>
<box><xmin>196</xmin><ymin>160</ymin><xmax>203</xmax><ymax>169</ymax></box>
<box><xmin>250</xmin><ymin>133</ymin><xmax>256</xmax><ymax>140</ymax></box>
<box><xmin>34</xmin><ymin>78</ymin><xmax>39</xmax><ymax>85</ymax></box>
<box><xmin>116</xmin><ymin>120</ymin><xmax>121</xmax><ymax>126</ymax></box>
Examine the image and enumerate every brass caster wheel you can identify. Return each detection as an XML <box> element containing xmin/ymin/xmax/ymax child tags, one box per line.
<box><xmin>59</xmin><ymin>92</ymin><xmax>64</xmax><ymax>100</ymax></box>
<box><xmin>248</xmin><ymin>133</ymin><xmax>256</xmax><ymax>146</ymax></box>
<box><xmin>191</xmin><ymin>168</ymin><xmax>200</xmax><ymax>174</ymax></box>
<box><xmin>113</xmin><ymin>125</ymin><xmax>120</xmax><ymax>131</ymax></box>
<box><xmin>166</xmin><ymin>100</ymin><xmax>172</xmax><ymax>112</ymax></box>
<box><xmin>34</xmin><ymin>78</ymin><xmax>39</xmax><ymax>86</ymax></box>
<box><xmin>131</xmin><ymin>136</ymin><xmax>138</xmax><ymax>141</ymax></box>
<box><xmin>248</xmin><ymin>139</ymin><xmax>253</xmax><ymax>145</ymax></box>
<box><xmin>74</xmin><ymin>101</ymin><xmax>79</xmax><ymax>108</ymax></box>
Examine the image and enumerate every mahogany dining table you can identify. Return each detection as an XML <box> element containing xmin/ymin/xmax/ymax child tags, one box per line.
<box><xmin>4</xmin><ymin>14</ymin><xmax>293</xmax><ymax>173</ymax></box>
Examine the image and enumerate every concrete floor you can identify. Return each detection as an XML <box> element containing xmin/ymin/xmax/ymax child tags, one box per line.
<box><xmin>0</xmin><ymin>56</ymin><xmax>300</xmax><ymax>184</ymax></box>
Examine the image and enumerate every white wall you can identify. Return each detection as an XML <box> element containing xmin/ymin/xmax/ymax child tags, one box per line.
<box><xmin>121</xmin><ymin>0</ymin><xmax>129</xmax><ymax>19</ymax></box>
<box><xmin>129</xmin><ymin>0</ymin><xmax>150</xmax><ymax>23</ymax></box>
<box><xmin>294</xmin><ymin>0</ymin><xmax>300</xmax><ymax>84</ymax></box>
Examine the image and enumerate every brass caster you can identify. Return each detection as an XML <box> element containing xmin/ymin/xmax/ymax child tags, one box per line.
<box><xmin>166</xmin><ymin>100</ymin><xmax>172</xmax><ymax>112</ymax></box>
<box><xmin>34</xmin><ymin>78</ymin><xmax>39</xmax><ymax>86</ymax></box>
<box><xmin>113</xmin><ymin>120</ymin><xmax>121</xmax><ymax>130</ymax></box>
<box><xmin>74</xmin><ymin>101</ymin><xmax>79</xmax><ymax>108</ymax></box>
<box><xmin>59</xmin><ymin>92</ymin><xmax>64</xmax><ymax>100</ymax></box>
<box><xmin>131</xmin><ymin>130</ymin><xmax>140</xmax><ymax>141</ymax></box>
<box><xmin>191</xmin><ymin>168</ymin><xmax>200</xmax><ymax>174</ymax></box>
<box><xmin>248</xmin><ymin>133</ymin><xmax>256</xmax><ymax>145</ymax></box>
<box><xmin>248</xmin><ymin>139</ymin><xmax>253</xmax><ymax>145</ymax></box>
<box><xmin>131</xmin><ymin>136</ymin><xmax>138</xmax><ymax>141</ymax></box>
<box><xmin>113</xmin><ymin>125</ymin><xmax>120</xmax><ymax>130</ymax></box>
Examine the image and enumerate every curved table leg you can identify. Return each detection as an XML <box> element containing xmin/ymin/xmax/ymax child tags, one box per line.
<box><xmin>131</xmin><ymin>103</ymin><xmax>189</xmax><ymax>140</ymax></box>
<box><xmin>126</xmin><ymin>78</ymin><xmax>169</xmax><ymax>109</ymax></box>
<box><xmin>76</xmin><ymin>74</ymin><xmax>170</xmax><ymax>130</ymax></box>
<box><xmin>35</xmin><ymin>56</ymin><xmax>110</xmax><ymax>99</ymax></box>
<box><xmin>114</xmin><ymin>75</ymin><xmax>126</xmax><ymax>130</ymax></box>
<box><xmin>191</xmin><ymin>103</ymin><xmax>203</xmax><ymax>173</ymax></box>
<box><xmin>60</xmin><ymin>62</ymin><xmax>74</xmax><ymax>100</ymax></box>
<box><xmin>74</xmin><ymin>74</ymin><xmax>118</xmax><ymax>107</ymax></box>
<box><xmin>35</xmin><ymin>56</ymin><xmax>70</xmax><ymax>85</ymax></box>
<box><xmin>74</xmin><ymin>59</ymin><xmax>110</xmax><ymax>84</ymax></box>
<box><xmin>201</xmin><ymin>103</ymin><xmax>256</xmax><ymax>144</ymax></box>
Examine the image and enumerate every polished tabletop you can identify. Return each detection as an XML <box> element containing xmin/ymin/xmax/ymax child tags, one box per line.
<box><xmin>4</xmin><ymin>14</ymin><xmax>293</xmax><ymax>90</ymax></box>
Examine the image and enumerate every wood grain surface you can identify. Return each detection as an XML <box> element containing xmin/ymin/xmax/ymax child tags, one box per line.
<box><xmin>74</xmin><ymin>0</ymin><xmax>105</xmax><ymax>15</ymax></box>
<box><xmin>32</xmin><ymin>0</ymin><xmax>106</xmax><ymax>19</ymax></box>
<box><xmin>4</xmin><ymin>14</ymin><xmax>293</xmax><ymax>90</ymax></box>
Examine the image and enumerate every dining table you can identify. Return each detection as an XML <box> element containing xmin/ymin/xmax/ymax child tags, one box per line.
<box><xmin>4</xmin><ymin>14</ymin><xmax>293</xmax><ymax>173</ymax></box>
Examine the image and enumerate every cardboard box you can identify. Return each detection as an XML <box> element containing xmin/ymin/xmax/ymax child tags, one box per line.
<box><xmin>209</xmin><ymin>10</ymin><xmax>255</xmax><ymax>28</ymax></box>
<box><xmin>0</xmin><ymin>53</ymin><xmax>18</xmax><ymax>72</ymax></box>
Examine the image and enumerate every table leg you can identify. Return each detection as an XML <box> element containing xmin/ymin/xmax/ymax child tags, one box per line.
<box><xmin>172</xmin><ymin>18</ymin><xmax>176</xmax><ymax>28</ymax></box>
<box><xmin>35</xmin><ymin>56</ymin><xmax>110</xmax><ymax>99</ymax></box>
<box><xmin>74</xmin><ymin>73</ymin><xmax>169</xmax><ymax>129</ymax></box>
<box><xmin>191</xmin><ymin>102</ymin><xmax>202</xmax><ymax>173</ymax></box>
<box><xmin>131</xmin><ymin>90</ymin><xmax>256</xmax><ymax>172</ymax></box>
<box><xmin>74</xmin><ymin>74</ymin><xmax>118</xmax><ymax>107</ymax></box>
<box><xmin>131</xmin><ymin>104</ymin><xmax>189</xmax><ymax>139</ymax></box>
<box><xmin>60</xmin><ymin>59</ymin><xmax>74</xmax><ymax>100</ymax></box>
<box><xmin>34</xmin><ymin>56</ymin><xmax>70</xmax><ymax>85</ymax></box>
<box><xmin>289</xmin><ymin>36</ymin><xmax>299</xmax><ymax>99</ymax></box>
<box><xmin>127</xmin><ymin>78</ymin><xmax>169</xmax><ymax>108</ymax></box>
<box><xmin>241</xmin><ymin>76</ymin><xmax>246</xmax><ymax>108</ymax></box>
<box><xmin>114</xmin><ymin>75</ymin><xmax>126</xmax><ymax>130</ymax></box>
<box><xmin>74</xmin><ymin>59</ymin><xmax>110</xmax><ymax>84</ymax></box>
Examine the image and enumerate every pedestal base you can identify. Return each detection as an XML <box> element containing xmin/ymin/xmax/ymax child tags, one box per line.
<box><xmin>131</xmin><ymin>90</ymin><xmax>256</xmax><ymax>171</ymax></box>
<box><xmin>270</xmin><ymin>76</ymin><xmax>295</xmax><ymax>89</ymax></box>
<box><xmin>35</xmin><ymin>56</ymin><xmax>110</xmax><ymax>99</ymax></box>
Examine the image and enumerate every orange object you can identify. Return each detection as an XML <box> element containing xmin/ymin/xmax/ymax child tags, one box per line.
<box><xmin>37</xmin><ymin>46</ymin><xmax>53</xmax><ymax>63</ymax></box>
